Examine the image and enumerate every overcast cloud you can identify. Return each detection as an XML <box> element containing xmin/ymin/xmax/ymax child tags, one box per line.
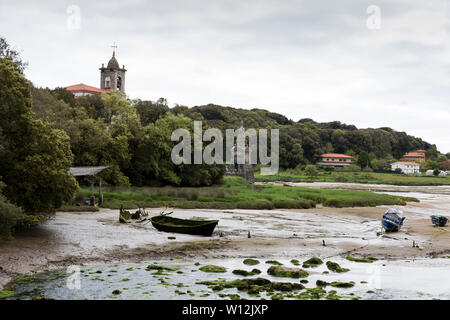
<box><xmin>1</xmin><ymin>0</ymin><xmax>449</xmax><ymax>152</ymax></box>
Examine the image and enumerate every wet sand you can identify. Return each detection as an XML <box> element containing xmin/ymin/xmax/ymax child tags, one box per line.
<box><xmin>1</xmin><ymin>183</ymin><xmax>449</xmax><ymax>290</ymax></box>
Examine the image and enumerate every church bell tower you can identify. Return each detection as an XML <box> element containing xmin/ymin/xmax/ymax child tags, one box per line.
<box><xmin>100</xmin><ymin>47</ymin><xmax>126</xmax><ymax>93</ymax></box>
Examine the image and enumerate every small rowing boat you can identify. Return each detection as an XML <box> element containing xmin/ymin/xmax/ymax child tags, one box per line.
<box><xmin>382</xmin><ymin>208</ymin><xmax>405</xmax><ymax>232</ymax></box>
<box><xmin>150</xmin><ymin>215</ymin><xmax>219</xmax><ymax>236</ymax></box>
<box><xmin>430</xmin><ymin>215</ymin><xmax>448</xmax><ymax>227</ymax></box>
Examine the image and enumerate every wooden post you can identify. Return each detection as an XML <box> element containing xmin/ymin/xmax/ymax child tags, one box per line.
<box><xmin>90</xmin><ymin>175</ymin><xmax>95</xmax><ymax>206</ymax></box>
<box><xmin>98</xmin><ymin>177</ymin><xmax>103</xmax><ymax>206</ymax></box>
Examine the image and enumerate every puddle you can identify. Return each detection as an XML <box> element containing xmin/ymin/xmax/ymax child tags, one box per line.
<box><xmin>4</xmin><ymin>257</ymin><xmax>450</xmax><ymax>300</ymax></box>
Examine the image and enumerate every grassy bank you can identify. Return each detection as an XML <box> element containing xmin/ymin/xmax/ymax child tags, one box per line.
<box><xmin>254</xmin><ymin>171</ymin><xmax>450</xmax><ymax>186</ymax></box>
<box><xmin>73</xmin><ymin>177</ymin><xmax>418</xmax><ymax>210</ymax></box>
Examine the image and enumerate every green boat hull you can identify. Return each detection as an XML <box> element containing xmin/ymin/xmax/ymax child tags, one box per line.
<box><xmin>150</xmin><ymin>215</ymin><xmax>219</xmax><ymax>236</ymax></box>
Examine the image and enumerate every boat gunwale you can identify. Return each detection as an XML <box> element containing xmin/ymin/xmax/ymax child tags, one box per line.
<box><xmin>150</xmin><ymin>215</ymin><xmax>219</xmax><ymax>229</ymax></box>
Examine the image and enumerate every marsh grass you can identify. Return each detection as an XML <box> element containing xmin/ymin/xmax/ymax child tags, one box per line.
<box><xmin>74</xmin><ymin>177</ymin><xmax>417</xmax><ymax>210</ymax></box>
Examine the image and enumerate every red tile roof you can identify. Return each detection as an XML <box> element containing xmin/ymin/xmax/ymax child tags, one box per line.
<box><xmin>404</xmin><ymin>152</ymin><xmax>426</xmax><ymax>158</ymax></box>
<box><xmin>317</xmin><ymin>160</ymin><xmax>354</xmax><ymax>164</ymax></box>
<box><xmin>320</xmin><ymin>154</ymin><xmax>354</xmax><ymax>159</ymax></box>
<box><xmin>395</xmin><ymin>161</ymin><xmax>419</xmax><ymax>166</ymax></box>
<box><xmin>65</xmin><ymin>83</ymin><xmax>107</xmax><ymax>94</ymax></box>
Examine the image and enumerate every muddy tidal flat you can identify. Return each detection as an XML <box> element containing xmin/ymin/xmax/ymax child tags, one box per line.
<box><xmin>1</xmin><ymin>183</ymin><xmax>449</xmax><ymax>300</ymax></box>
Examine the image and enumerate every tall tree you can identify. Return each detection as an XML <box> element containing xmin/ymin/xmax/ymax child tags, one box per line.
<box><xmin>0</xmin><ymin>55</ymin><xmax>77</xmax><ymax>213</ymax></box>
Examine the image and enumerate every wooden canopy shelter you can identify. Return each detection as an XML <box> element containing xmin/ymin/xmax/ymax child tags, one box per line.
<box><xmin>69</xmin><ymin>166</ymin><xmax>109</xmax><ymax>206</ymax></box>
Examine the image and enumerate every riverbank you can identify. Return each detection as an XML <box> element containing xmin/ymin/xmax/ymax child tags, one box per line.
<box><xmin>255</xmin><ymin>171</ymin><xmax>450</xmax><ymax>186</ymax></box>
<box><xmin>74</xmin><ymin>177</ymin><xmax>417</xmax><ymax>210</ymax></box>
<box><xmin>1</xmin><ymin>184</ymin><xmax>449</xmax><ymax>293</ymax></box>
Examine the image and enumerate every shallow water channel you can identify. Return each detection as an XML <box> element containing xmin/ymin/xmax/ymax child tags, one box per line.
<box><xmin>5</xmin><ymin>257</ymin><xmax>450</xmax><ymax>300</ymax></box>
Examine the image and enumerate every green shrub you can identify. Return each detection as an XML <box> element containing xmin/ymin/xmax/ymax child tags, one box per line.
<box><xmin>0</xmin><ymin>194</ymin><xmax>22</xmax><ymax>239</ymax></box>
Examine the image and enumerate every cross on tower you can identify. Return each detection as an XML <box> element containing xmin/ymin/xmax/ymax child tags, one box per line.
<box><xmin>111</xmin><ymin>42</ymin><xmax>118</xmax><ymax>55</ymax></box>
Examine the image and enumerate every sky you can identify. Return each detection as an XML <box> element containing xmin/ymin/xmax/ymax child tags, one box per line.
<box><xmin>1</xmin><ymin>0</ymin><xmax>449</xmax><ymax>153</ymax></box>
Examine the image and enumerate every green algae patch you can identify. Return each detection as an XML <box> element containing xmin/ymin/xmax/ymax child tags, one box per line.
<box><xmin>330</xmin><ymin>281</ymin><xmax>355</xmax><ymax>288</ymax></box>
<box><xmin>91</xmin><ymin>276</ymin><xmax>105</xmax><ymax>281</ymax></box>
<box><xmin>302</xmin><ymin>257</ymin><xmax>323</xmax><ymax>268</ymax></box>
<box><xmin>267</xmin><ymin>266</ymin><xmax>309</xmax><ymax>278</ymax></box>
<box><xmin>146</xmin><ymin>264</ymin><xmax>178</xmax><ymax>272</ymax></box>
<box><xmin>266</xmin><ymin>260</ymin><xmax>283</xmax><ymax>265</ymax></box>
<box><xmin>212</xmin><ymin>285</ymin><xmax>224</xmax><ymax>291</ymax></box>
<box><xmin>272</xmin><ymin>282</ymin><xmax>304</xmax><ymax>291</ymax></box>
<box><xmin>325</xmin><ymin>290</ymin><xmax>343</xmax><ymax>300</ymax></box>
<box><xmin>9</xmin><ymin>269</ymin><xmax>66</xmax><ymax>287</ymax></box>
<box><xmin>295</xmin><ymin>287</ymin><xmax>327</xmax><ymax>300</ymax></box>
<box><xmin>197</xmin><ymin>277</ymin><xmax>303</xmax><ymax>296</ymax></box>
<box><xmin>316</xmin><ymin>280</ymin><xmax>355</xmax><ymax>288</ymax></box>
<box><xmin>232</xmin><ymin>269</ymin><xmax>261</xmax><ymax>276</ymax></box>
<box><xmin>316</xmin><ymin>280</ymin><xmax>328</xmax><ymax>287</ymax></box>
<box><xmin>243</xmin><ymin>259</ymin><xmax>260</xmax><ymax>266</ymax></box>
<box><xmin>346</xmin><ymin>256</ymin><xmax>378</xmax><ymax>263</ymax></box>
<box><xmin>326</xmin><ymin>261</ymin><xmax>349</xmax><ymax>273</ymax></box>
<box><xmin>290</xmin><ymin>259</ymin><xmax>300</xmax><ymax>266</ymax></box>
<box><xmin>0</xmin><ymin>290</ymin><xmax>15</xmax><ymax>299</ymax></box>
<box><xmin>199</xmin><ymin>265</ymin><xmax>227</xmax><ymax>273</ymax></box>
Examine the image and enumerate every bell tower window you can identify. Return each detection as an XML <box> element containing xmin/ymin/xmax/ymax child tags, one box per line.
<box><xmin>117</xmin><ymin>76</ymin><xmax>122</xmax><ymax>90</ymax></box>
<box><xmin>105</xmin><ymin>76</ymin><xmax>111</xmax><ymax>88</ymax></box>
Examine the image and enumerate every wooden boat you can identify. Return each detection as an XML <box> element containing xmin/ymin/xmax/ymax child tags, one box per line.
<box><xmin>431</xmin><ymin>215</ymin><xmax>448</xmax><ymax>227</ymax></box>
<box><xmin>150</xmin><ymin>215</ymin><xmax>219</xmax><ymax>236</ymax></box>
<box><xmin>382</xmin><ymin>208</ymin><xmax>405</xmax><ymax>232</ymax></box>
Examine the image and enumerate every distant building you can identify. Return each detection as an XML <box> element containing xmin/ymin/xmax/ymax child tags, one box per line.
<box><xmin>224</xmin><ymin>123</ymin><xmax>255</xmax><ymax>183</ymax></box>
<box><xmin>391</xmin><ymin>161</ymin><xmax>420</xmax><ymax>174</ymax></box>
<box><xmin>65</xmin><ymin>83</ymin><xmax>107</xmax><ymax>97</ymax></box>
<box><xmin>402</xmin><ymin>149</ymin><xmax>426</xmax><ymax>162</ymax></box>
<box><xmin>426</xmin><ymin>170</ymin><xmax>448</xmax><ymax>177</ymax></box>
<box><xmin>65</xmin><ymin>49</ymin><xmax>126</xmax><ymax>97</ymax></box>
<box><xmin>316</xmin><ymin>154</ymin><xmax>355</xmax><ymax>167</ymax></box>
<box><xmin>99</xmin><ymin>51</ymin><xmax>126</xmax><ymax>93</ymax></box>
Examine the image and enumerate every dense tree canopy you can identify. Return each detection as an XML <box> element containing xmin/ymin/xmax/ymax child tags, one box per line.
<box><xmin>0</xmin><ymin>56</ymin><xmax>77</xmax><ymax>213</ymax></box>
<box><xmin>29</xmin><ymin>88</ymin><xmax>439</xmax><ymax>187</ymax></box>
<box><xmin>179</xmin><ymin>104</ymin><xmax>437</xmax><ymax>168</ymax></box>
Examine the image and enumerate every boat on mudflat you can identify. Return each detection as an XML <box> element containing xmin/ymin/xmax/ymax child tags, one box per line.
<box><xmin>430</xmin><ymin>215</ymin><xmax>448</xmax><ymax>227</ymax></box>
<box><xmin>150</xmin><ymin>215</ymin><xmax>219</xmax><ymax>236</ymax></box>
<box><xmin>382</xmin><ymin>208</ymin><xmax>405</xmax><ymax>232</ymax></box>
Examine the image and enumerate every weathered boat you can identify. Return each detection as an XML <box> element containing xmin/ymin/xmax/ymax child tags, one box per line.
<box><xmin>150</xmin><ymin>215</ymin><xmax>219</xmax><ymax>236</ymax></box>
<box><xmin>382</xmin><ymin>208</ymin><xmax>405</xmax><ymax>232</ymax></box>
<box><xmin>430</xmin><ymin>215</ymin><xmax>448</xmax><ymax>227</ymax></box>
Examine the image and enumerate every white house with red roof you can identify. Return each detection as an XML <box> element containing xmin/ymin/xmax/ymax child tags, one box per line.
<box><xmin>390</xmin><ymin>161</ymin><xmax>420</xmax><ymax>174</ymax></box>
<box><xmin>316</xmin><ymin>153</ymin><xmax>355</xmax><ymax>167</ymax></box>
<box><xmin>65</xmin><ymin>50</ymin><xmax>126</xmax><ymax>98</ymax></box>
<box><xmin>65</xmin><ymin>83</ymin><xmax>107</xmax><ymax>97</ymax></box>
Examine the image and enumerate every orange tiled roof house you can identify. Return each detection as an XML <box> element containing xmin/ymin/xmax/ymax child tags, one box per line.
<box><xmin>65</xmin><ymin>50</ymin><xmax>126</xmax><ymax>98</ymax></box>
<box><xmin>65</xmin><ymin>83</ymin><xmax>107</xmax><ymax>97</ymax></box>
<box><xmin>402</xmin><ymin>149</ymin><xmax>426</xmax><ymax>162</ymax></box>
<box><xmin>316</xmin><ymin>153</ymin><xmax>355</xmax><ymax>167</ymax></box>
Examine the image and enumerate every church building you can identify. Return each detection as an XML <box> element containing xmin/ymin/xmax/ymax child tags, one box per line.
<box><xmin>65</xmin><ymin>49</ymin><xmax>126</xmax><ymax>97</ymax></box>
